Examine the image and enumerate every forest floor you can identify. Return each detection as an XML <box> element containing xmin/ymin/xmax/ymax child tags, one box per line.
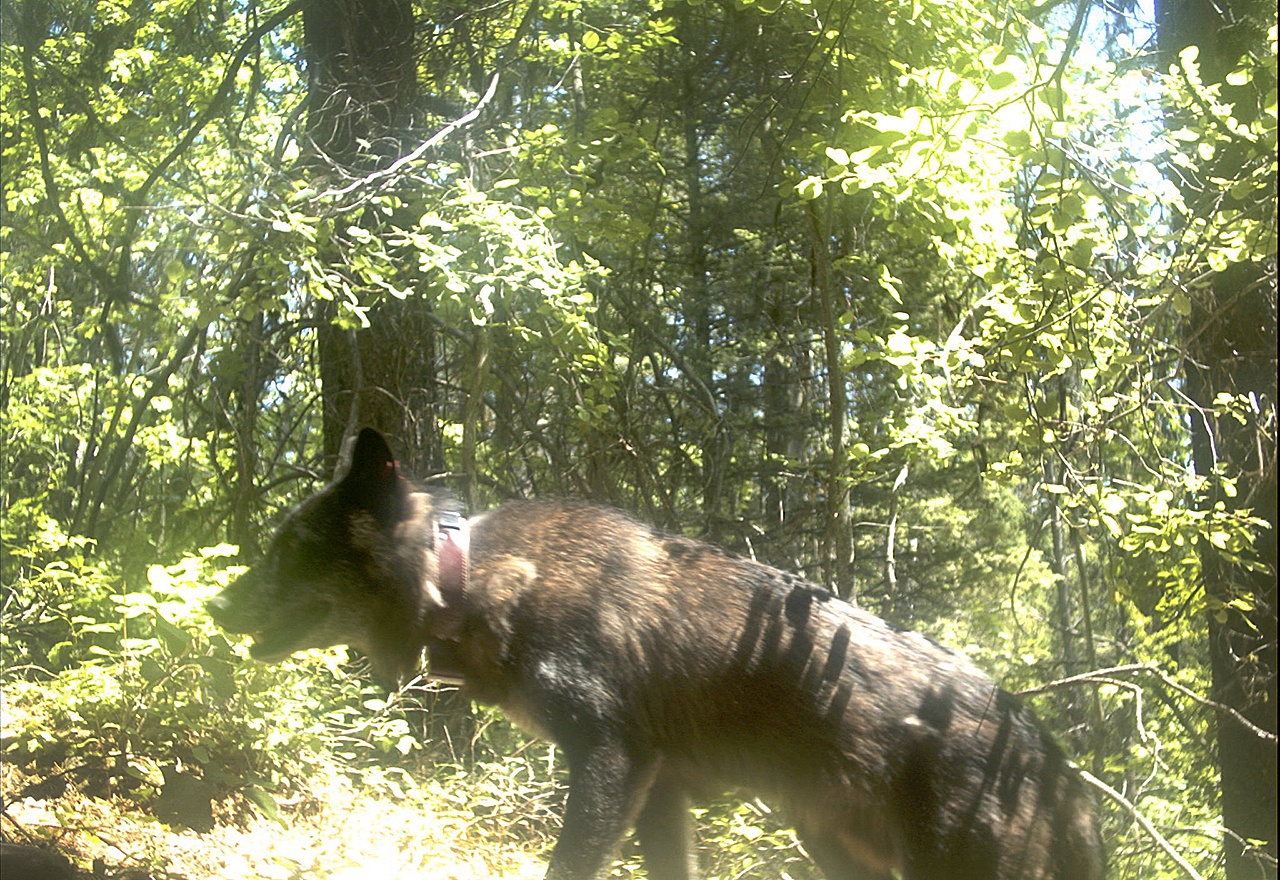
<box><xmin>1</xmin><ymin>693</ymin><xmax>819</xmax><ymax>880</ymax></box>
<box><xmin>1</xmin><ymin>761</ymin><xmax>550</xmax><ymax>880</ymax></box>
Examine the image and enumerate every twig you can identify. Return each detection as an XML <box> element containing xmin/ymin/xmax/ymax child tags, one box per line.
<box><xmin>1078</xmin><ymin>768</ymin><xmax>1207</xmax><ymax>880</ymax></box>
<box><xmin>1015</xmin><ymin>662</ymin><xmax>1278</xmax><ymax>744</ymax></box>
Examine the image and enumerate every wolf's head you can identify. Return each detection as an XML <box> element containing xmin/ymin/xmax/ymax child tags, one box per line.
<box><xmin>208</xmin><ymin>429</ymin><xmax>448</xmax><ymax>682</ymax></box>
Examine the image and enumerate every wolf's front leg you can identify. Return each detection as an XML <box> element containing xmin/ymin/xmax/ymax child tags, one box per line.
<box><xmin>545</xmin><ymin>737</ymin><xmax>659</xmax><ymax>880</ymax></box>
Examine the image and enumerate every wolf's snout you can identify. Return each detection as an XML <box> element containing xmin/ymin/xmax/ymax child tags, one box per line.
<box><xmin>205</xmin><ymin>593</ymin><xmax>232</xmax><ymax>626</ymax></box>
<box><xmin>206</xmin><ymin>589</ymin><xmax>251</xmax><ymax>633</ymax></box>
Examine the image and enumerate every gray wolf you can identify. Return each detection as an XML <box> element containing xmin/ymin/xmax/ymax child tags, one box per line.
<box><xmin>208</xmin><ymin>428</ymin><xmax>1105</xmax><ymax>880</ymax></box>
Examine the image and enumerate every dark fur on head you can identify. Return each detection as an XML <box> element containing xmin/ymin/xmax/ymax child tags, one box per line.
<box><xmin>209</xmin><ymin>429</ymin><xmax>457</xmax><ymax>682</ymax></box>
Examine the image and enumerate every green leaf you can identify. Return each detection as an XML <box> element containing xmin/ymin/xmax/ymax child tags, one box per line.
<box><xmin>797</xmin><ymin>176</ymin><xmax>823</xmax><ymax>200</ymax></box>
<box><xmin>1173</xmin><ymin>291</ymin><xmax>1192</xmax><ymax>317</ymax></box>
<box><xmin>155</xmin><ymin>614</ymin><xmax>193</xmax><ymax>655</ymax></box>
<box><xmin>988</xmin><ymin>71</ymin><xmax>1016</xmax><ymax>90</ymax></box>
<box><xmin>825</xmin><ymin>146</ymin><xmax>850</xmax><ymax>166</ymax></box>
<box><xmin>141</xmin><ymin>657</ymin><xmax>166</xmax><ymax>683</ymax></box>
<box><xmin>1066</xmin><ymin>237</ymin><xmax>1096</xmax><ymax>268</ymax></box>
<box><xmin>1100</xmin><ymin>493</ymin><xmax>1126</xmax><ymax>515</ymax></box>
<box><xmin>244</xmin><ymin>785</ymin><xmax>280</xmax><ymax>822</ymax></box>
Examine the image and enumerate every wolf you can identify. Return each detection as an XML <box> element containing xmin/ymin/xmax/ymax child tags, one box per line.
<box><xmin>208</xmin><ymin>428</ymin><xmax>1105</xmax><ymax>880</ymax></box>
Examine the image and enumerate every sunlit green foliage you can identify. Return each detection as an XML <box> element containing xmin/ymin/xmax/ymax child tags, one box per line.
<box><xmin>3</xmin><ymin>0</ymin><xmax>1275</xmax><ymax>877</ymax></box>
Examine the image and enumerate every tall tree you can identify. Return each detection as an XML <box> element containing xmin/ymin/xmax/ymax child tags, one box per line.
<box><xmin>1157</xmin><ymin>0</ymin><xmax>1278</xmax><ymax>875</ymax></box>
<box><xmin>301</xmin><ymin>0</ymin><xmax>440</xmax><ymax>472</ymax></box>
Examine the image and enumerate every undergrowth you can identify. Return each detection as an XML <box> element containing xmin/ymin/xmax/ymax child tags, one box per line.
<box><xmin>1</xmin><ymin>538</ymin><xmax>824</xmax><ymax>878</ymax></box>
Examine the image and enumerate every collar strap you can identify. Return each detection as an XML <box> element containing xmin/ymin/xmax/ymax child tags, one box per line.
<box><xmin>432</xmin><ymin>513</ymin><xmax>469</xmax><ymax>639</ymax></box>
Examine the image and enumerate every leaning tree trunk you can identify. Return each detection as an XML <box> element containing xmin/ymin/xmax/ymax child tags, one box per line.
<box><xmin>1156</xmin><ymin>0</ymin><xmax>1278</xmax><ymax>876</ymax></box>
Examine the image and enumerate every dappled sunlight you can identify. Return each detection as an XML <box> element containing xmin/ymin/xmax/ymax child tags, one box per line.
<box><xmin>2</xmin><ymin>764</ymin><xmax>547</xmax><ymax>880</ymax></box>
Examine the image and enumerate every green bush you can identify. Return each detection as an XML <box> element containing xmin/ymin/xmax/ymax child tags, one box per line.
<box><xmin>2</xmin><ymin>540</ymin><xmax>373</xmax><ymax>825</ymax></box>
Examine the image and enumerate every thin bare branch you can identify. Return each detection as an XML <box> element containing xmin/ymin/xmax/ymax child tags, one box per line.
<box><xmin>1078</xmin><ymin>769</ymin><xmax>1207</xmax><ymax>880</ymax></box>
<box><xmin>1016</xmin><ymin>663</ymin><xmax>1278</xmax><ymax>744</ymax></box>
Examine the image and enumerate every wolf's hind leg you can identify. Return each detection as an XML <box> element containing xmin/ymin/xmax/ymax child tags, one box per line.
<box><xmin>798</xmin><ymin>828</ymin><xmax>896</xmax><ymax>880</ymax></box>
<box><xmin>634</xmin><ymin>763</ymin><xmax>698</xmax><ymax>880</ymax></box>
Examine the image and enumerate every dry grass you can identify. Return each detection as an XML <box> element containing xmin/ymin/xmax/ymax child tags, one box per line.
<box><xmin>1</xmin><ymin>692</ymin><xmax>820</xmax><ymax>879</ymax></box>
<box><xmin>2</xmin><ymin>762</ymin><xmax>551</xmax><ymax>879</ymax></box>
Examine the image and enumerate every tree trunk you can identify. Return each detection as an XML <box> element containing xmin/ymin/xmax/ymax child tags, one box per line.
<box><xmin>301</xmin><ymin>0</ymin><xmax>437</xmax><ymax>470</ymax></box>
<box><xmin>1183</xmin><ymin>263</ymin><xmax>1277</xmax><ymax>880</ymax></box>
<box><xmin>1156</xmin><ymin>1</ymin><xmax>1278</xmax><ymax>876</ymax></box>
<box><xmin>230</xmin><ymin>312</ymin><xmax>265</xmax><ymax>551</ymax></box>
<box><xmin>303</xmin><ymin>0</ymin><xmax>467</xmax><ymax>741</ymax></box>
<box><xmin>807</xmin><ymin>202</ymin><xmax>854</xmax><ymax>599</ymax></box>
<box><xmin>677</xmin><ymin>8</ymin><xmax>728</xmax><ymax>541</ymax></box>
<box><xmin>303</xmin><ymin>0</ymin><xmax>418</xmax><ymax>173</ymax></box>
<box><xmin>317</xmin><ymin>311</ymin><xmax>441</xmax><ymax>476</ymax></box>
<box><xmin>761</xmin><ymin>316</ymin><xmax>808</xmax><ymax>558</ymax></box>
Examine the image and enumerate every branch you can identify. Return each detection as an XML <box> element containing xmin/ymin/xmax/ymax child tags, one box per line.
<box><xmin>313</xmin><ymin>70</ymin><xmax>503</xmax><ymax>205</ymax></box>
<box><xmin>1047</xmin><ymin>0</ymin><xmax>1091</xmax><ymax>94</ymax></box>
<box><xmin>79</xmin><ymin>320</ymin><xmax>208</xmax><ymax>539</ymax></box>
<box><xmin>1015</xmin><ymin>663</ymin><xmax>1278</xmax><ymax>744</ymax></box>
<box><xmin>1077</xmin><ymin>769</ymin><xmax>1207</xmax><ymax>880</ymax></box>
<box><xmin>114</xmin><ymin>0</ymin><xmax>309</xmax><ymax>303</ymax></box>
<box><xmin>19</xmin><ymin>41</ymin><xmax>116</xmax><ymax>295</ymax></box>
<box><xmin>133</xmin><ymin>0</ymin><xmax>308</xmax><ymax>207</ymax></box>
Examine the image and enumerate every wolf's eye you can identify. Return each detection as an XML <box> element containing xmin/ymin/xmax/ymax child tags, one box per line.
<box><xmin>270</xmin><ymin>533</ymin><xmax>309</xmax><ymax>579</ymax></box>
<box><xmin>277</xmin><ymin>543</ymin><xmax>316</xmax><ymax>581</ymax></box>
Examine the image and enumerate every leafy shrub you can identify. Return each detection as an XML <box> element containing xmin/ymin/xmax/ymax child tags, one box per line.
<box><xmin>2</xmin><ymin>541</ymin><xmax>378</xmax><ymax>825</ymax></box>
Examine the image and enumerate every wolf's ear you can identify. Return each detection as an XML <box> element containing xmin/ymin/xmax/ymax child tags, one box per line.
<box><xmin>336</xmin><ymin>428</ymin><xmax>403</xmax><ymax>525</ymax></box>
